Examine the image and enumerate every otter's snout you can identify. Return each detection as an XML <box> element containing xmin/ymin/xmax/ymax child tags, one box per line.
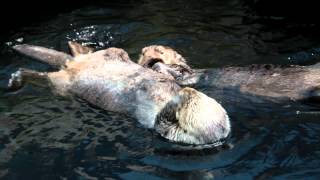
<box><xmin>155</xmin><ymin>87</ymin><xmax>230</xmax><ymax>145</ymax></box>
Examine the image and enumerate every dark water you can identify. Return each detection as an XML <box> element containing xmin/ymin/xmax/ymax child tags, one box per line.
<box><xmin>1</xmin><ymin>0</ymin><xmax>320</xmax><ymax>179</ymax></box>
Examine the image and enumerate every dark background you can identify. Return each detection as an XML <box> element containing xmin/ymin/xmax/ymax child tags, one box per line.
<box><xmin>0</xmin><ymin>0</ymin><xmax>318</xmax><ymax>34</ymax></box>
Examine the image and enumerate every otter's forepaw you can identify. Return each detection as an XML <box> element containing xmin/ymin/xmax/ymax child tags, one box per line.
<box><xmin>8</xmin><ymin>69</ymin><xmax>24</xmax><ymax>90</ymax></box>
<box><xmin>176</xmin><ymin>75</ymin><xmax>198</xmax><ymax>86</ymax></box>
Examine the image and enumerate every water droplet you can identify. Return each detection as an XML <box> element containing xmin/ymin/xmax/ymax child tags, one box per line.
<box><xmin>98</xmin><ymin>42</ymin><xmax>104</xmax><ymax>46</ymax></box>
<box><xmin>15</xmin><ymin>37</ymin><xmax>24</xmax><ymax>43</ymax></box>
<box><xmin>5</xmin><ymin>41</ymin><xmax>13</xmax><ymax>46</ymax></box>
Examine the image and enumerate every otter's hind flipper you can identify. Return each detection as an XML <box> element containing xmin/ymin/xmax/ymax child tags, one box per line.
<box><xmin>68</xmin><ymin>41</ymin><xmax>94</xmax><ymax>57</ymax></box>
<box><xmin>8</xmin><ymin>68</ymin><xmax>50</xmax><ymax>91</ymax></box>
<box><xmin>13</xmin><ymin>44</ymin><xmax>73</xmax><ymax>68</ymax></box>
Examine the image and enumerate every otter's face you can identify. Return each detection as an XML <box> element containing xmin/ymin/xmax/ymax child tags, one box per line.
<box><xmin>155</xmin><ymin>87</ymin><xmax>230</xmax><ymax>145</ymax></box>
<box><xmin>138</xmin><ymin>45</ymin><xmax>186</xmax><ymax>68</ymax></box>
<box><xmin>138</xmin><ymin>45</ymin><xmax>193</xmax><ymax>82</ymax></box>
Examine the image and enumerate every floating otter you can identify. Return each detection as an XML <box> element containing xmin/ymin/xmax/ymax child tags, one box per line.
<box><xmin>8</xmin><ymin>42</ymin><xmax>230</xmax><ymax>145</ymax></box>
<box><xmin>138</xmin><ymin>45</ymin><xmax>320</xmax><ymax>103</ymax></box>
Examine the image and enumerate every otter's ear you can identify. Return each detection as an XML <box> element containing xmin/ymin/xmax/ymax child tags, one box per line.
<box><xmin>68</xmin><ymin>41</ymin><xmax>94</xmax><ymax>57</ymax></box>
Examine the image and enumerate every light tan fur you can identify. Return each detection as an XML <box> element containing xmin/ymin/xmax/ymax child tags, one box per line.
<box><xmin>176</xmin><ymin>87</ymin><xmax>229</xmax><ymax>133</ymax></box>
<box><xmin>138</xmin><ymin>45</ymin><xmax>189</xmax><ymax>68</ymax></box>
<box><xmin>155</xmin><ymin>87</ymin><xmax>230</xmax><ymax>144</ymax></box>
<box><xmin>68</xmin><ymin>41</ymin><xmax>94</xmax><ymax>57</ymax></box>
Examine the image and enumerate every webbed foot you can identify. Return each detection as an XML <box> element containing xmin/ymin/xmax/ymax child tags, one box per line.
<box><xmin>7</xmin><ymin>68</ymin><xmax>49</xmax><ymax>91</ymax></box>
<box><xmin>8</xmin><ymin>69</ymin><xmax>24</xmax><ymax>90</ymax></box>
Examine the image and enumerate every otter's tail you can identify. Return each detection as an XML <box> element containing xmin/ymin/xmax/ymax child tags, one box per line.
<box><xmin>13</xmin><ymin>44</ymin><xmax>73</xmax><ymax>68</ymax></box>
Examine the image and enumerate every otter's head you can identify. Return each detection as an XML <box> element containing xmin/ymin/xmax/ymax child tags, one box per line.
<box><xmin>138</xmin><ymin>45</ymin><xmax>186</xmax><ymax>67</ymax></box>
<box><xmin>155</xmin><ymin>87</ymin><xmax>230</xmax><ymax>145</ymax></box>
<box><xmin>138</xmin><ymin>45</ymin><xmax>193</xmax><ymax>79</ymax></box>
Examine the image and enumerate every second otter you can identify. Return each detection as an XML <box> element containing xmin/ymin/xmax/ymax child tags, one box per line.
<box><xmin>138</xmin><ymin>45</ymin><xmax>320</xmax><ymax>103</ymax></box>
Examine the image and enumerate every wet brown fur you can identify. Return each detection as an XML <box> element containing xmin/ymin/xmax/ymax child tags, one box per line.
<box><xmin>139</xmin><ymin>45</ymin><xmax>320</xmax><ymax>102</ymax></box>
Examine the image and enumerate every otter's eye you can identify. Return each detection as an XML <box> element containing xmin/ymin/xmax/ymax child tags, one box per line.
<box><xmin>183</xmin><ymin>129</ymin><xmax>188</xmax><ymax>133</ymax></box>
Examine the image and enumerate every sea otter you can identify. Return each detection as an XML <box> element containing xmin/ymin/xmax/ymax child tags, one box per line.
<box><xmin>8</xmin><ymin>42</ymin><xmax>230</xmax><ymax>145</ymax></box>
<box><xmin>138</xmin><ymin>45</ymin><xmax>320</xmax><ymax>103</ymax></box>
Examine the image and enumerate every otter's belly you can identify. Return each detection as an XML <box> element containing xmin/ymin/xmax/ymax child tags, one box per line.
<box><xmin>70</xmin><ymin>62</ymin><xmax>180</xmax><ymax>128</ymax></box>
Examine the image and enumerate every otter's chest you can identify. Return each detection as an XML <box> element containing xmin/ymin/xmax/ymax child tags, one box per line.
<box><xmin>69</xmin><ymin>61</ymin><xmax>180</xmax><ymax>126</ymax></box>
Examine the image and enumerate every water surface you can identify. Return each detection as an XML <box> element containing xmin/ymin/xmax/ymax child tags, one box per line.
<box><xmin>1</xmin><ymin>0</ymin><xmax>320</xmax><ymax>179</ymax></box>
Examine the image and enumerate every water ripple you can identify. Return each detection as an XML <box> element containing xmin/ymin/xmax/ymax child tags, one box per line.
<box><xmin>1</xmin><ymin>0</ymin><xmax>320</xmax><ymax>179</ymax></box>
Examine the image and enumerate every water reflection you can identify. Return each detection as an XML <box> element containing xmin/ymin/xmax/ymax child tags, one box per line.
<box><xmin>1</xmin><ymin>0</ymin><xmax>320</xmax><ymax>179</ymax></box>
